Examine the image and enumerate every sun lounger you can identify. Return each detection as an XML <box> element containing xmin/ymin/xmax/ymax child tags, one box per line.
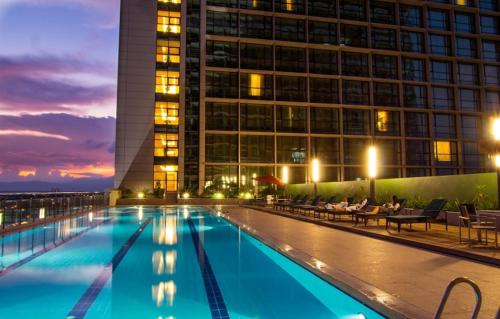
<box><xmin>385</xmin><ymin>199</ymin><xmax>447</xmax><ymax>232</ymax></box>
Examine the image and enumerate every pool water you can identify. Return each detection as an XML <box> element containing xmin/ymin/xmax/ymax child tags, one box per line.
<box><xmin>0</xmin><ymin>206</ymin><xmax>384</xmax><ymax>319</ymax></box>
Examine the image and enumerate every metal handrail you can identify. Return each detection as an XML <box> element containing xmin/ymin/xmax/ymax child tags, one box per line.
<box><xmin>434</xmin><ymin>277</ymin><xmax>482</xmax><ymax>319</ymax></box>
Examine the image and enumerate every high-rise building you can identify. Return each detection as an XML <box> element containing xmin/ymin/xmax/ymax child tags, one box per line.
<box><xmin>115</xmin><ymin>0</ymin><xmax>500</xmax><ymax>197</ymax></box>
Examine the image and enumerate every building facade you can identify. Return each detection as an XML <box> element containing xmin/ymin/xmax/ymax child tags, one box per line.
<box><xmin>115</xmin><ymin>0</ymin><xmax>500</xmax><ymax>196</ymax></box>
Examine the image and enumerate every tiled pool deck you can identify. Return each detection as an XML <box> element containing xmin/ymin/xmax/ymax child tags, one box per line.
<box><xmin>221</xmin><ymin>206</ymin><xmax>500</xmax><ymax>319</ymax></box>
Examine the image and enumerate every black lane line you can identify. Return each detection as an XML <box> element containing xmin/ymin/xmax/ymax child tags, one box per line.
<box><xmin>66</xmin><ymin>217</ymin><xmax>152</xmax><ymax>319</ymax></box>
<box><xmin>187</xmin><ymin>218</ymin><xmax>230</xmax><ymax>319</ymax></box>
<box><xmin>0</xmin><ymin>216</ymin><xmax>113</xmax><ymax>278</ymax></box>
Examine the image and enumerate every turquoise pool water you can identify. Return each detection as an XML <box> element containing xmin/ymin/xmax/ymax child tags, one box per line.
<box><xmin>0</xmin><ymin>206</ymin><xmax>384</xmax><ymax>319</ymax></box>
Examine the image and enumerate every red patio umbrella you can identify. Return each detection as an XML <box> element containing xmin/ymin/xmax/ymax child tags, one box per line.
<box><xmin>253</xmin><ymin>175</ymin><xmax>284</xmax><ymax>186</ymax></box>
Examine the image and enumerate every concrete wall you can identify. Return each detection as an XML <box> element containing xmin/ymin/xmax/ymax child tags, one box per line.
<box><xmin>115</xmin><ymin>0</ymin><xmax>157</xmax><ymax>192</ymax></box>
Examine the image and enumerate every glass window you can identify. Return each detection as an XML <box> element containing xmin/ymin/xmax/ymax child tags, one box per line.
<box><xmin>400</xmin><ymin>5</ymin><xmax>422</xmax><ymax>27</ymax></box>
<box><xmin>373</xmin><ymin>82</ymin><xmax>399</xmax><ymax>107</ymax></box>
<box><xmin>462</xmin><ymin>142</ymin><xmax>483</xmax><ymax>168</ymax></box>
<box><xmin>206</xmin><ymin>40</ymin><xmax>238</xmax><ymax>68</ymax></box>
<box><xmin>456</xmin><ymin>37</ymin><xmax>477</xmax><ymax>58</ymax></box>
<box><xmin>402</xmin><ymin>57</ymin><xmax>426</xmax><ymax>81</ymax></box>
<box><xmin>240</xmin><ymin>135</ymin><xmax>274</xmax><ymax>163</ymax></box>
<box><xmin>343</xmin><ymin>109</ymin><xmax>370</xmax><ymax>135</ymax></box>
<box><xmin>310</xmin><ymin>78</ymin><xmax>339</xmax><ymax>103</ymax></box>
<box><xmin>434</xmin><ymin>114</ymin><xmax>456</xmax><ymax>138</ymax></box>
<box><xmin>377</xmin><ymin>139</ymin><xmax>401</xmax><ymax>165</ymax></box>
<box><xmin>204</xmin><ymin>165</ymin><xmax>238</xmax><ymax>193</ymax></box>
<box><xmin>277</xmin><ymin>136</ymin><xmax>308</xmax><ymax>164</ymax></box>
<box><xmin>429</xmin><ymin>34</ymin><xmax>452</xmax><ymax>56</ymax></box>
<box><xmin>310</xmin><ymin>107</ymin><xmax>340</xmax><ymax>134</ymax></box>
<box><xmin>240</xmin><ymin>14</ymin><xmax>273</xmax><ymax>39</ymax></box>
<box><xmin>401</xmin><ymin>31</ymin><xmax>425</xmax><ymax>53</ymax></box>
<box><xmin>478</xmin><ymin>0</ymin><xmax>498</xmax><ymax>11</ymax></box>
<box><xmin>406</xmin><ymin>140</ymin><xmax>430</xmax><ymax>166</ymax></box>
<box><xmin>275</xmin><ymin>0</ymin><xmax>305</xmax><ymax>14</ymax></box>
<box><xmin>461</xmin><ymin>115</ymin><xmax>481</xmax><ymax>139</ymax></box>
<box><xmin>482</xmin><ymin>41</ymin><xmax>500</xmax><ymax>62</ymax></box>
<box><xmin>155</xmin><ymin>102</ymin><xmax>179</xmax><ymax>126</ymax></box>
<box><xmin>240</xmin><ymin>43</ymin><xmax>273</xmax><ymax>70</ymax></box>
<box><xmin>156</xmin><ymin>40</ymin><xmax>180</xmax><ymax>66</ymax></box>
<box><xmin>207</xmin><ymin>0</ymin><xmax>238</xmax><ymax>7</ymax></box>
<box><xmin>484</xmin><ymin>65</ymin><xmax>500</xmax><ymax>85</ymax></box>
<box><xmin>343</xmin><ymin>138</ymin><xmax>369</xmax><ymax>165</ymax></box>
<box><xmin>458</xmin><ymin>63</ymin><xmax>479</xmax><ymax>85</ymax></box>
<box><xmin>459</xmin><ymin>89</ymin><xmax>480</xmax><ymax>112</ymax></box>
<box><xmin>275</xmin><ymin>76</ymin><xmax>307</xmax><ymax>101</ymax></box>
<box><xmin>206</xmin><ymin>11</ymin><xmax>238</xmax><ymax>36</ymax></box>
<box><xmin>371</xmin><ymin>28</ymin><xmax>396</xmax><ymax>50</ymax></box>
<box><xmin>375</xmin><ymin>110</ymin><xmax>400</xmax><ymax>136</ymax></box>
<box><xmin>309</xmin><ymin>21</ymin><xmax>337</xmax><ymax>44</ymax></box>
<box><xmin>276</xmin><ymin>105</ymin><xmax>307</xmax><ymax>132</ymax></box>
<box><xmin>480</xmin><ymin>15</ymin><xmax>499</xmax><ymax>34</ymax></box>
<box><xmin>308</xmin><ymin>0</ymin><xmax>337</xmax><ymax>18</ymax></box>
<box><xmin>240</xmin><ymin>73</ymin><xmax>273</xmax><ymax>100</ymax></box>
<box><xmin>406</xmin><ymin>167</ymin><xmax>431</xmax><ymax>177</ymax></box>
<box><xmin>430</xmin><ymin>60</ymin><xmax>453</xmax><ymax>83</ymax></box>
<box><xmin>433</xmin><ymin>141</ymin><xmax>458</xmax><ymax>166</ymax></box>
<box><xmin>404</xmin><ymin>85</ymin><xmax>427</xmax><ymax>108</ymax></box>
<box><xmin>428</xmin><ymin>9</ymin><xmax>450</xmax><ymax>30</ymax></box>
<box><xmin>371</xmin><ymin>1</ymin><xmax>395</xmax><ymax>24</ymax></box>
<box><xmin>405</xmin><ymin>112</ymin><xmax>429</xmax><ymax>137</ymax></box>
<box><xmin>343</xmin><ymin>80</ymin><xmax>370</xmax><ymax>105</ymax></box>
<box><xmin>240</xmin><ymin>0</ymin><xmax>272</xmax><ymax>10</ymax></box>
<box><xmin>432</xmin><ymin>87</ymin><xmax>455</xmax><ymax>110</ymax></box>
<box><xmin>206</xmin><ymin>102</ymin><xmax>238</xmax><ymax>131</ymax></box>
<box><xmin>206</xmin><ymin>71</ymin><xmax>238</xmax><ymax>98</ymax></box>
<box><xmin>155</xmin><ymin>70</ymin><xmax>180</xmax><ymax>95</ymax></box>
<box><xmin>275</xmin><ymin>46</ymin><xmax>306</xmax><ymax>72</ymax></box>
<box><xmin>309</xmin><ymin>49</ymin><xmax>338</xmax><ymax>75</ymax></box>
<box><xmin>340</xmin><ymin>0</ymin><xmax>366</xmax><ymax>21</ymax></box>
<box><xmin>342</xmin><ymin>52</ymin><xmax>369</xmax><ymax>77</ymax></box>
<box><xmin>455</xmin><ymin>12</ymin><xmax>475</xmax><ymax>33</ymax></box>
<box><xmin>311</xmin><ymin>137</ymin><xmax>340</xmax><ymax>164</ymax></box>
<box><xmin>275</xmin><ymin>18</ymin><xmax>306</xmax><ymax>42</ymax></box>
<box><xmin>372</xmin><ymin>54</ymin><xmax>398</xmax><ymax>79</ymax></box>
<box><xmin>157</xmin><ymin>10</ymin><xmax>181</xmax><ymax>35</ymax></box>
<box><xmin>240</xmin><ymin>104</ymin><xmax>274</xmax><ymax>132</ymax></box>
<box><xmin>154</xmin><ymin>133</ymin><xmax>179</xmax><ymax>158</ymax></box>
<box><xmin>340</xmin><ymin>24</ymin><xmax>368</xmax><ymax>47</ymax></box>
<box><xmin>485</xmin><ymin>91</ymin><xmax>500</xmax><ymax>113</ymax></box>
<box><xmin>205</xmin><ymin>134</ymin><xmax>238</xmax><ymax>163</ymax></box>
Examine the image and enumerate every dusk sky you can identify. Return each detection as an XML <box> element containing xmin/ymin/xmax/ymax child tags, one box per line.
<box><xmin>0</xmin><ymin>0</ymin><xmax>120</xmax><ymax>185</ymax></box>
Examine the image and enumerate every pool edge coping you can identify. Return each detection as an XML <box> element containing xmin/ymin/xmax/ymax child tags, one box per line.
<box><xmin>211</xmin><ymin>206</ymin><xmax>431</xmax><ymax>319</ymax></box>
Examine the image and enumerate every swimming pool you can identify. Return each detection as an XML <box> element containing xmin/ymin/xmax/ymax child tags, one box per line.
<box><xmin>0</xmin><ymin>206</ymin><xmax>384</xmax><ymax>319</ymax></box>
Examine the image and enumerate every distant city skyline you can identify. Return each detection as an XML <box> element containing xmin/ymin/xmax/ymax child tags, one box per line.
<box><xmin>0</xmin><ymin>0</ymin><xmax>120</xmax><ymax>187</ymax></box>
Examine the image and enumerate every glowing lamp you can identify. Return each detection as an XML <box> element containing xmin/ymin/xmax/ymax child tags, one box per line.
<box><xmin>367</xmin><ymin>146</ymin><xmax>377</xmax><ymax>178</ymax></box>
<box><xmin>495</xmin><ymin>154</ymin><xmax>500</xmax><ymax>168</ymax></box>
<box><xmin>311</xmin><ymin>159</ymin><xmax>320</xmax><ymax>183</ymax></box>
<box><xmin>182</xmin><ymin>192</ymin><xmax>190</xmax><ymax>199</ymax></box>
<box><xmin>39</xmin><ymin>208</ymin><xmax>46</xmax><ymax>219</ymax></box>
<box><xmin>492</xmin><ymin>118</ymin><xmax>500</xmax><ymax>141</ymax></box>
<box><xmin>138</xmin><ymin>192</ymin><xmax>145</xmax><ymax>199</ymax></box>
<box><xmin>282</xmin><ymin>166</ymin><xmax>289</xmax><ymax>184</ymax></box>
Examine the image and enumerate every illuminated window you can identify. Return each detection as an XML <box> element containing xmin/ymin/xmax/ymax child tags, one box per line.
<box><xmin>154</xmin><ymin>165</ymin><xmax>178</xmax><ymax>192</ymax></box>
<box><xmin>156</xmin><ymin>71</ymin><xmax>180</xmax><ymax>95</ymax></box>
<box><xmin>157</xmin><ymin>11</ymin><xmax>181</xmax><ymax>34</ymax></box>
<box><xmin>433</xmin><ymin>141</ymin><xmax>451</xmax><ymax>162</ymax></box>
<box><xmin>155</xmin><ymin>102</ymin><xmax>179</xmax><ymax>125</ymax></box>
<box><xmin>154</xmin><ymin>133</ymin><xmax>179</xmax><ymax>157</ymax></box>
<box><xmin>285</xmin><ymin>0</ymin><xmax>294</xmax><ymax>11</ymax></box>
<box><xmin>376</xmin><ymin>111</ymin><xmax>389</xmax><ymax>132</ymax></box>
<box><xmin>248</xmin><ymin>73</ymin><xmax>263</xmax><ymax>97</ymax></box>
<box><xmin>157</xmin><ymin>40</ymin><xmax>180</xmax><ymax>64</ymax></box>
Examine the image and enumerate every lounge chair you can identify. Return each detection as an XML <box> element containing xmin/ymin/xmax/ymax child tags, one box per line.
<box><xmin>327</xmin><ymin>198</ymin><xmax>375</xmax><ymax>221</ymax></box>
<box><xmin>354</xmin><ymin>205</ymin><xmax>382</xmax><ymax>226</ymax></box>
<box><xmin>288</xmin><ymin>195</ymin><xmax>311</xmax><ymax>213</ymax></box>
<box><xmin>459</xmin><ymin>204</ymin><xmax>498</xmax><ymax>248</ymax></box>
<box><xmin>294</xmin><ymin>195</ymin><xmax>323</xmax><ymax>215</ymax></box>
<box><xmin>355</xmin><ymin>198</ymin><xmax>407</xmax><ymax>226</ymax></box>
<box><xmin>311</xmin><ymin>196</ymin><xmax>337</xmax><ymax>218</ymax></box>
<box><xmin>385</xmin><ymin>199</ymin><xmax>447</xmax><ymax>232</ymax></box>
<box><xmin>273</xmin><ymin>194</ymin><xmax>301</xmax><ymax>211</ymax></box>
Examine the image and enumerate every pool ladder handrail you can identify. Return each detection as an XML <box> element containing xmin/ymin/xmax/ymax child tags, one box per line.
<box><xmin>434</xmin><ymin>277</ymin><xmax>482</xmax><ymax>319</ymax></box>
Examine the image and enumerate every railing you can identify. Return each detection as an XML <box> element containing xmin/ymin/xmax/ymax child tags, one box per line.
<box><xmin>434</xmin><ymin>277</ymin><xmax>482</xmax><ymax>319</ymax></box>
<box><xmin>0</xmin><ymin>192</ymin><xmax>107</xmax><ymax>231</ymax></box>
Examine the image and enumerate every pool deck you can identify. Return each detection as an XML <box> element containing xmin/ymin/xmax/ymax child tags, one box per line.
<box><xmin>220</xmin><ymin>206</ymin><xmax>500</xmax><ymax>319</ymax></box>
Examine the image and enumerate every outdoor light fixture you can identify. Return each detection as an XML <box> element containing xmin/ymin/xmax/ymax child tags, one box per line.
<box><xmin>491</xmin><ymin>117</ymin><xmax>500</xmax><ymax>209</ymax></box>
<box><xmin>282</xmin><ymin>166</ymin><xmax>289</xmax><ymax>185</ymax></box>
<box><xmin>39</xmin><ymin>207</ymin><xmax>46</xmax><ymax>220</ymax></box>
<box><xmin>492</xmin><ymin>118</ymin><xmax>500</xmax><ymax>141</ymax></box>
<box><xmin>311</xmin><ymin>159</ymin><xmax>320</xmax><ymax>196</ymax></box>
<box><xmin>138</xmin><ymin>192</ymin><xmax>145</xmax><ymax>199</ymax></box>
<box><xmin>182</xmin><ymin>192</ymin><xmax>190</xmax><ymax>199</ymax></box>
<box><xmin>367</xmin><ymin>146</ymin><xmax>377</xmax><ymax>200</ymax></box>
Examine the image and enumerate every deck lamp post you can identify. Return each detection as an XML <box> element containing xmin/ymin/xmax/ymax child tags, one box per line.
<box><xmin>281</xmin><ymin>166</ymin><xmax>289</xmax><ymax>198</ymax></box>
<box><xmin>367</xmin><ymin>146</ymin><xmax>378</xmax><ymax>200</ymax></box>
<box><xmin>311</xmin><ymin>159</ymin><xmax>320</xmax><ymax>197</ymax></box>
<box><xmin>491</xmin><ymin>118</ymin><xmax>500</xmax><ymax>209</ymax></box>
